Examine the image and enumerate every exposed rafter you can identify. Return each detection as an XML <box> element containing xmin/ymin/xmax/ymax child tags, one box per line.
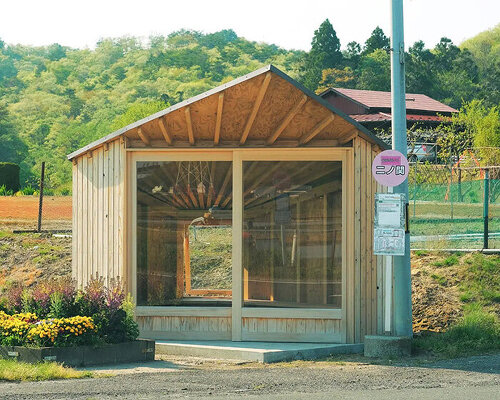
<box><xmin>266</xmin><ymin>95</ymin><xmax>308</xmax><ymax>145</ymax></box>
<box><xmin>214</xmin><ymin>92</ymin><xmax>224</xmax><ymax>145</ymax></box>
<box><xmin>214</xmin><ymin>166</ymin><xmax>232</xmax><ymax>207</ymax></box>
<box><xmin>298</xmin><ymin>114</ymin><xmax>335</xmax><ymax>145</ymax></box>
<box><xmin>338</xmin><ymin>128</ymin><xmax>358</xmax><ymax>145</ymax></box>
<box><xmin>185</xmin><ymin>107</ymin><xmax>195</xmax><ymax>145</ymax></box>
<box><xmin>158</xmin><ymin>117</ymin><xmax>173</xmax><ymax>145</ymax></box>
<box><xmin>240</xmin><ymin>72</ymin><xmax>272</xmax><ymax>145</ymax></box>
<box><xmin>137</xmin><ymin>128</ymin><xmax>150</xmax><ymax>146</ymax></box>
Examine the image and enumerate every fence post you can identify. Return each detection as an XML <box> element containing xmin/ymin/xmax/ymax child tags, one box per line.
<box><xmin>449</xmin><ymin>164</ymin><xmax>454</xmax><ymax>220</ymax></box>
<box><xmin>413</xmin><ymin>161</ymin><xmax>417</xmax><ymax>217</ymax></box>
<box><xmin>483</xmin><ymin>168</ymin><xmax>489</xmax><ymax>250</ymax></box>
<box><xmin>37</xmin><ymin>161</ymin><xmax>45</xmax><ymax>233</ymax></box>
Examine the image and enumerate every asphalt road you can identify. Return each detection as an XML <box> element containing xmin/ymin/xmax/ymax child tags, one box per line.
<box><xmin>1</xmin><ymin>353</ymin><xmax>498</xmax><ymax>400</ymax></box>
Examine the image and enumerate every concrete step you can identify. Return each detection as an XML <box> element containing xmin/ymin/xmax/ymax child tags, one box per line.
<box><xmin>155</xmin><ymin>340</ymin><xmax>363</xmax><ymax>363</ymax></box>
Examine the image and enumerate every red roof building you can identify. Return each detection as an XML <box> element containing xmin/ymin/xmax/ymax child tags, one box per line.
<box><xmin>320</xmin><ymin>88</ymin><xmax>457</xmax><ymax>129</ymax></box>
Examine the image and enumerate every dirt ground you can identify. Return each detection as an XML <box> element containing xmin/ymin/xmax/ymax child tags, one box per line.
<box><xmin>0</xmin><ymin>353</ymin><xmax>498</xmax><ymax>399</ymax></box>
<box><xmin>0</xmin><ymin>232</ymin><xmax>71</xmax><ymax>287</ymax></box>
<box><xmin>0</xmin><ymin>196</ymin><xmax>72</xmax><ymax>231</ymax></box>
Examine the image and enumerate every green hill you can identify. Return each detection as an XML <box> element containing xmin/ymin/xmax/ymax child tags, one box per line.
<box><xmin>0</xmin><ymin>24</ymin><xmax>497</xmax><ymax>191</ymax></box>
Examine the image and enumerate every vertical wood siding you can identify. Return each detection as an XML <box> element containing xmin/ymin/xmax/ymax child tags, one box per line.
<box><xmin>353</xmin><ymin>137</ymin><xmax>384</xmax><ymax>341</ymax></box>
<box><xmin>242</xmin><ymin>317</ymin><xmax>342</xmax><ymax>343</ymax></box>
<box><xmin>72</xmin><ymin>139</ymin><xmax>126</xmax><ymax>287</ymax></box>
<box><xmin>136</xmin><ymin>316</ymin><xmax>232</xmax><ymax>341</ymax></box>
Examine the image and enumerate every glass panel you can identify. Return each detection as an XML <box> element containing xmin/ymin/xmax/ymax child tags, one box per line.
<box><xmin>136</xmin><ymin>161</ymin><xmax>232</xmax><ymax>306</ymax></box>
<box><xmin>243</xmin><ymin>161</ymin><xmax>342</xmax><ymax>308</ymax></box>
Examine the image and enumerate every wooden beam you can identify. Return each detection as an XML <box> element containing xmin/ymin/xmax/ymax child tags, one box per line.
<box><xmin>158</xmin><ymin>117</ymin><xmax>173</xmax><ymax>145</ymax></box>
<box><xmin>185</xmin><ymin>289</ymin><xmax>232</xmax><ymax>296</ymax></box>
<box><xmin>186</xmin><ymin>185</ymin><xmax>199</xmax><ymax>208</ymax></box>
<box><xmin>214</xmin><ymin>165</ymin><xmax>232</xmax><ymax>207</ymax></box>
<box><xmin>176</xmin><ymin>185</ymin><xmax>192</xmax><ymax>208</ymax></box>
<box><xmin>338</xmin><ymin>128</ymin><xmax>358</xmax><ymax>145</ymax></box>
<box><xmin>298</xmin><ymin>114</ymin><xmax>335</xmax><ymax>145</ymax></box>
<box><xmin>197</xmin><ymin>186</ymin><xmax>205</xmax><ymax>209</ymax></box>
<box><xmin>137</xmin><ymin>128</ymin><xmax>151</xmax><ymax>146</ymax></box>
<box><xmin>266</xmin><ymin>95</ymin><xmax>308</xmax><ymax>145</ymax></box>
<box><xmin>240</xmin><ymin>72</ymin><xmax>272</xmax><ymax>145</ymax></box>
<box><xmin>214</xmin><ymin>93</ymin><xmax>224</xmax><ymax>145</ymax></box>
<box><xmin>185</xmin><ymin>107</ymin><xmax>195</xmax><ymax>145</ymax></box>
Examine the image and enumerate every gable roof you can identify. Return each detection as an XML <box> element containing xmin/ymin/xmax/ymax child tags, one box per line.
<box><xmin>68</xmin><ymin>65</ymin><xmax>388</xmax><ymax>160</ymax></box>
<box><xmin>321</xmin><ymin>87</ymin><xmax>458</xmax><ymax>114</ymax></box>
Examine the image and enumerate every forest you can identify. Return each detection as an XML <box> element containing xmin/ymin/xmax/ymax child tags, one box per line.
<box><xmin>0</xmin><ymin>20</ymin><xmax>498</xmax><ymax>192</ymax></box>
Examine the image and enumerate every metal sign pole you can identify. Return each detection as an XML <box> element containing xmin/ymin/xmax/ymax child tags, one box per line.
<box><xmin>390</xmin><ymin>0</ymin><xmax>412</xmax><ymax>337</ymax></box>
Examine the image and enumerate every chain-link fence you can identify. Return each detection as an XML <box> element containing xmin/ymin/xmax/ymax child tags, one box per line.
<box><xmin>0</xmin><ymin>162</ymin><xmax>72</xmax><ymax>232</ymax></box>
<box><xmin>409</xmin><ymin>149</ymin><xmax>499</xmax><ymax>250</ymax></box>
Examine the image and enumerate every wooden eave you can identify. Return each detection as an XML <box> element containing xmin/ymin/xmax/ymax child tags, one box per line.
<box><xmin>67</xmin><ymin>65</ymin><xmax>388</xmax><ymax>161</ymax></box>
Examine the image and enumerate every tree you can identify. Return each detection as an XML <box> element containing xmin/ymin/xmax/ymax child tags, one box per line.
<box><xmin>357</xmin><ymin>49</ymin><xmax>391</xmax><ymax>91</ymax></box>
<box><xmin>406</xmin><ymin>40</ymin><xmax>436</xmax><ymax>95</ymax></box>
<box><xmin>302</xmin><ymin>19</ymin><xmax>343</xmax><ymax>91</ymax></box>
<box><xmin>363</xmin><ymin>26</ymin><xmax>390</xmax><ymax>54</ymax></box>
<box><xmin>433</xmin><ymin>37</ymin><xmax>460</xmax><ymax>72</ymax></box>
<box><xmin>0</xmin><ymin>104</ymin><xmax>26</xmax><ymax>164</ymax></box>
<box><xmin>436</xmin><ymin>100</ymin><xmax>496</xmax><ymax>164</ymax></box>
<box><xmin>343</xmin><ymin>41</ymin><xmax>362</xmax><ymax>70</ymax></box>
<box><xmin>316</xmin><ymin>67</ymin><xmax>356</xmax><ymax>93</ymax></box>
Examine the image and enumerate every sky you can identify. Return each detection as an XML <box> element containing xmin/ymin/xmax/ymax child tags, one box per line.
<box><xmin>1</xmin><ymin>0</ymin><xmax>499</xmax><ymax>51</ymax></box>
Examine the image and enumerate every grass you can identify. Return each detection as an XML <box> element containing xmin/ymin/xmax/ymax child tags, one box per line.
<box><xmin>413</xmin><ymin>303</ymin><xmax>500</xmax><ymax>358</ymax></box>
<box><xmin>0</xmin><ymin>359</ymin><xmax>93</xmax><ymax>381</ymax></box>
<box><xmin>459</xmin><ymin>253</ymin><xmax>500</xmax><ymax>306</ymax></box>
<box><xmin>430</xmin><ymin>273</ymin><xmax>448</xmax><ymax>286</ymax></box>
<box><xmin>414</xmin><ymin>252</ymin><xmax>500</xmax><ymax>358</ymax></box>
<box><xmin>189</xmin><ymin>226</ymin><xmax>232</xmax><ymax>290</ymax></box>
<box><xmin>432</xmin><ymin>254</ymin><xmax>459</xmax><ymax>267</ymax></box>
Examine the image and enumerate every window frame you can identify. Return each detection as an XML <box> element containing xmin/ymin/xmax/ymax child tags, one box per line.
<box><xmin>128</xmin><ymin>147</ymin><xmax>352</xmax><ymax>341</ymax></box>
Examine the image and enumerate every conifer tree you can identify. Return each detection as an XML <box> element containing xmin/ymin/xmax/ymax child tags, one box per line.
<box><xmin>363</xmin><ymin>26</ymin><xmax>390</xmax><ymax>54</ymax></box>
<box><xmin>303</xmin><ymin>19</ymin><xmax>343</xmax><ymax>91</ymax></box>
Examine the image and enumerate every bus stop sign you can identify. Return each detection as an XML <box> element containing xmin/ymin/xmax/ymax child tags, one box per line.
<box><xmin>372</xmin><ymin>150</ymin><xmax>409</xmax><ymax>187</ymax></box>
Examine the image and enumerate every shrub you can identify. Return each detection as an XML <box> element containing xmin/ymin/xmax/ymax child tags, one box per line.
<box><xmin>0</xmin><ymin>276</ymin><xmax>139</xmax><ymax>347</ymax></box>
<box><xmin>0</xmin><ymin>185</ymin><xmax>13</xmax><ymax>196</ymax></box>
<box><xmin>20</xmin><ymin>185</ymin><xmax>36</xmax><ymax>196</ymax></box>
<box><xmin>0</xmin><ymin>162</ymin><xmax>20</xmax><ymax>193</ymax></box>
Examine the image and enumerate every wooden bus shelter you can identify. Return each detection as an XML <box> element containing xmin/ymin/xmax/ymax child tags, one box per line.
<box><xmin>68</xmin><ymin>65</ymin><xmax>390</xmax><ymax>344</ymax></box>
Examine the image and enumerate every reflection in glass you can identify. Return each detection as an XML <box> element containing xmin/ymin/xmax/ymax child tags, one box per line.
<box><xmin>243</xmin><ymin>161</ymin><xmax>342</xmax><ymax>308</ymax></box>
<box><xmin>136</xmin><ymin>161</ymin><xmax>232</xmax><ymax>306</ymax></box>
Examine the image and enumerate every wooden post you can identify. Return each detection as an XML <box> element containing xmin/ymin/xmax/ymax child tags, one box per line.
<box><xmin>183</xmin><ymin>226</ymin><xmax>191</xmax><ymax>292</ymax></box>
<box><xmin>37</xmin><ymin>162</ymin><xmax>45</xmax><ymax>232</ymax></box>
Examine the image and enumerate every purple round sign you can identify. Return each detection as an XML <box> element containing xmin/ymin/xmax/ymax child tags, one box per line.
<box><xmin>372</xmin><ymin>150</ymin><xmax>409</xmax><ymax>187</ymax></box>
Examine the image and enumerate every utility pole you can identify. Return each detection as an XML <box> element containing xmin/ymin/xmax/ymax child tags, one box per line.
<box><xmin>390</xmin><ymin>0</ymin><xmax>412</xmax><ymax>337</ymax></box>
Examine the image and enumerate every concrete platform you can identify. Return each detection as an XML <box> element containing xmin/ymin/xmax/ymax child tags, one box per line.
<box><xmin>155</xmin><ymin>340</ymin><xmax>364</xmax><ymax>363</ymax></box>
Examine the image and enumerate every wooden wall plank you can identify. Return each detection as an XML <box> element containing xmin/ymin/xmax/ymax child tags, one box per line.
<box><xmin>72</xmin><ymin>160</ymin><xmax>78</xmax><ymax>282</ymax></box>
<box><xmin>113</xmin><ymin>140</ymin><xmax>120</xmax><ymax>279</ymax></box>
<box><xmin>77</xmin><ymin>158</ymin><xmax>84</xmax><ymax>287</ymax></box>
<box><xmin>103</xmin><ymin>144</ymin><xmax>109</xmax><ymax>283</ymax></box>
<box><xmin>97</xmin><ymin>149</ymin><xmax>103</xmax><ymax>281</ymax></box>
<box><xmin>365</xmin><ymin>142</ymin><xmax>376</xmax><ymax>335</ymax></box>
<box><xmin>353</xmin><ymin>138</ymin><xmax>362</xmax><ymax>342</ymax></box>
<box><xmin>119</xmin><ymin>138</ymin><xmax>126</xmax><ymax>281</ymax></box>
<box><xmin>360</xmin><ymin>139</ymin><xmax>367</xmax><ymax>340</ymax></box>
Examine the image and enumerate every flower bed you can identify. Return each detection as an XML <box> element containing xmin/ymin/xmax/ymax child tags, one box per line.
<box><xmin>0</xmin><ymin>276</ymin><xmax>154</xmax><ymax>365</ymax></box>
<box><xmin>0</xmin><ymin>312</ymin><xmax>96</xmax><ymax>347</ymax></box>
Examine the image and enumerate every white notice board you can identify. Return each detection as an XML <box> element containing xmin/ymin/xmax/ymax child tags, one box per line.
<box><xmin>374</xmin><ymin>193</ymin><xmax>406</xmax><ymax>255</ymax></box>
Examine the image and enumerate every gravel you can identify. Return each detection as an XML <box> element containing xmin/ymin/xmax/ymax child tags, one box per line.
<box><xmin>0</xmin><ymin>353</ymin><xmax>498</xmax><ymax>399</ymax></box>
